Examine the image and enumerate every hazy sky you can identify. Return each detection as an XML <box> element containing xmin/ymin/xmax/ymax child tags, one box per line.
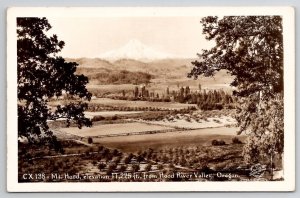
<box><xmin>47</xmin><ymin>17</ymin><xmax>214</xmax><ymax>58</ymax></box>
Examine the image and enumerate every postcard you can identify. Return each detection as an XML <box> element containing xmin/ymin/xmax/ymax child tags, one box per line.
<box><xmin>7</xmin><ymin>7</ymin><xmax>295</xmax><ymax>192</ymax></box>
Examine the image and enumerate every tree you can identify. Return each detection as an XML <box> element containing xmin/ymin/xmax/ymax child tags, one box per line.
<box><xmin>157</xmin><ymin>164</ymin><xmax>163</xmax><ymax>170</ymax></box>
<box><xmin>131</xmin><ymin>164</ymin><xmax>140</xmax><ymax>172</ymax></box>
<box><xmin>136</xmin><ymin>155</ymin><xmax>144</xmax><ymax>163</ymax></box>
<box><xmin>144</xmin><ymin>163</ymin><xmax>152</xmax><ymax>172</ymax></box>
<box><xmin>88</xmin><ymin>137</ymin><xmax>93</xmax><ymax>144</ymax></box>
<box><xmin>119</xmin><ymin>165</ymin><xmax>127</xmax><ymax>172</ymax></box>
<box><xmin>98</xmin><ymin>163</ymin><xmax>106</xmax><ymax>171</ymax></box>
<box><xmin>189</xmin><ymin>16</ymin><xmax>283</xmax><ymax>97</ymax></box>
<box><xmin>17</xmin><ymin>17</ymin><xmax>92</xmax><ymax>151</ymax></box>
<box><xmin>189</xmin><ymin>16</ymin><xmax>284</xmax><ymax>165</ymax></box>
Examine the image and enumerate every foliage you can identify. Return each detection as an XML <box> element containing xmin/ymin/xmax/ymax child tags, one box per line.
<box><xmin>189</xmin><ymin>16</ymin><xmax>284</xmax><ymax>164</ymax></box>
<box><xmin>17</xmin><ymin>17</ymin><xmax>92</xmax><ymax>150</ymax></box>
<box><xmin>119</xmin><ymin>165</ymin><xmax>127</xmax><ymax>172</ymax></box>
<box><xmin>145</xmin><ymin>164</ymin><xmax>152</xmax><ymax>172</ymax></box>
<box><xmin>173</xmin><ymin>88</ymin><xmax>235</xmax><ymax>110</ymax></box>
<box><xmin>232</xmin><ymin>137</ymin><xmax>243</xmax><ymax>144</ymax></box>
<box><xmin>86</xmin><ymin>69</ymin><xmax>152</xmax><ymax>85</ymax></box>
<box><xmin>211</xmin><ymin>139</ymin><xmax>226</xmax><ymax>146</ymax></box>
<box><xmin>189</xmin><ymin>16</ymin><xmax>283</xmax><ymax>98</ymax></box>
<box><xmin>88</xmin><ymin>137</ymin><xmax>93</xmax><ymax>144</ymax></box>
<box><xmin>98</xmin><ymin>163</ymin><xmax>106</xmax><ymax>171</ymax></box>
<box><xmin>21</xmin><ymin>141</ymin><xmax>276</xmax><ymax>182</ymax></box>
<box><xmin>238</xmin><ymin>97</ymin><xmax>284</xmax><ymax>163</ymax></box>
<box><xmin>157</xmin><ymin>164</ymin><xmax>163</xmax><ymax>170</ymax></box>
<box><xmin>131</xmin><ymin>164</ymin><xmax>140</xmax><ymax>172</ymax></box>
<box><xmin>105</xmin><ymin>85</ymin><xmax>235</xmax><ymax>110</ymax></box>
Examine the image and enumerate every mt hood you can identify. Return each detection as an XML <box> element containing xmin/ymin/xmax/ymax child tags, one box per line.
<box><xmin>99</xmin><ymin>39</ymin><xmax>176</xmax><ymax>61</ymax></box>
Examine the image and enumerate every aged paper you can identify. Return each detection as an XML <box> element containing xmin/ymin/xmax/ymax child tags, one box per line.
<box><xmin>7</xmin><ymin>7</ymin><xmax>295</xmax><ymax>192</ymax></box>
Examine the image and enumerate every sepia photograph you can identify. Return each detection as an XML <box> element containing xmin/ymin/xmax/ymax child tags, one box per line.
<box><xmin>7</xmin><ymin>7</ymin><xmax>295</xmax><ymax>192</ymax></box>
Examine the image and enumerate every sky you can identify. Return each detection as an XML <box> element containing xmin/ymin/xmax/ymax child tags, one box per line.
<box><xmin>47</xmin><ymin>17</ymin><xmax>214</xmax><ymax>59</ymax></box>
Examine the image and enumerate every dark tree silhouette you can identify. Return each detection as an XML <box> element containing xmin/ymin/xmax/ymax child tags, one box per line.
<box><xmin>17</xmin><ymin>17</ymin><xmax>92</xmax><ymax>150</ymax></box>
<box><xmin>189</xmin><ymin>16</ymin><xmax>283</xmax><ymax>98</ymax></box>
<box><xmin>189</xmin><ymin>16</ymin><xmax>284</xmax><ymax>164</ymax></box>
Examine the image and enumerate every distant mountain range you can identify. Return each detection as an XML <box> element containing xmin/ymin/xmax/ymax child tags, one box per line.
<box><xmin>65</xmin><ymin>39</ymin><xmax>233</xmax><ymax>91</ymax></box>
<box><xmin>67</xmin><ymin>57</ymin><xmax>194</xmax><ymax>76</ymax></box>
<box><xmin>98</xmin><ymin>39</ymin><xmax>187</xmax><ymax>61</ymax></box>
<box><xmin>66</xmin><ymin>56</ymin><xmax>234</xmax><ymax>91</ymax></box>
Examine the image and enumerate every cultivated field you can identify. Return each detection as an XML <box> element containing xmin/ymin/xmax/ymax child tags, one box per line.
<box><xmin>93</xmin><ymin>127</ymin><xmax>242</xmax><ymax>152</ymax></box>
<box><xmin>84</xmin><ymin>111</ymin><xmax>143</xmax><ymax>118</ymax></box>
<box><xmin>60</xmin><ymin>122</ymin><xmax>175</xmax><ymax>137</ymax></box>
<box><xmin>140</xmin><ymin>115</ymin><xmax>236</xmax><ymax>129</ymax></box>
<box><xmin>90</xmin><ymin>98</ymin><xmax>197</xmax><ymax>110</ymax></box>
<box><xmin>19</xmin><ymin>58</ymin><xmax>261</xmax><ymax>182</ymax></box>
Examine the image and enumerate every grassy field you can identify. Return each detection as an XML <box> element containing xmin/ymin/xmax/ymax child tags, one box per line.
<box><xmin>48</xmin><ymin>98</ymin><xmax>197</xmax><ymax>110</ymax></box>
<box><xmin>84</xmin><ymin>111</ymin><xmax>143</xmax><ymax>118</ymax></box>
<box><xmin>48</xmin><ymin>97</ymin><xmax>197</xmax><ymax>110</ymax></box>
<box><xmin>93</xmin><ymin>127</ymin><xmax>245</xmax><ymax>153</ymax></box>
<box><xmin>90</xmin><ymin>98</ymin><xmax>197</xmax><ymax>110</ymax></box>
<box><xmin>141</xmin><ymin>115</ymin><xmax>236</xmax><ymax>129</ymax></box>
<box><xmin>60</xmin><ymin>122</ymin><xmax>175</xmax><ymax>137</ymax></box>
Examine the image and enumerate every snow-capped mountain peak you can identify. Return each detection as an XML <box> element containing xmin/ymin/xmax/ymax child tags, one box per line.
<box><xmin>99</xmin><ymin>39</ymin><xmax>175</xmax><ymax>61</ymax></box>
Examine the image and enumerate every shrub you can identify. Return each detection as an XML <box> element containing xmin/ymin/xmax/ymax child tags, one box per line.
<box><xmin>111</xmin><ymin>115</ymin><xmax>118</xmax><ymax>120</ymax></box>
<box><xmin>136</xmin><ymin>155</ymin><xmax>144</xmax><ymax>163</ymax></box>
<box><xmin>102</xmin><ymin>148</ymin><xmax>110</xmax><ymax>158</ymax></box>
<box><xmin>112</xmin><ymin>149</ymin><xmax>120</xmax><ymax>156</ymax></box>
<box><xmin>162</xmin><ymin>155</ymin><xmax>169</xmax><ymax>163</ymax></box>
<box><xmin>144</xmin><ymin>164</ymin><xmax>152</xmax><ymax>172</ymax></box>
<box><xmin>128</xmin><ymin>153</ymin><xmax>134</xmax><ymax>159</ymax></box>
<box><xmin>119</xmin><ymin>165</ymin><xmax>127</xmax><ymax>172</ymax></box>
<box><xmin>185</xmin><ymin>117</ymin><xmax>192</xmax><ymax>122</ymax></box>
<box><xmin>132</xmin><ymin>164</ymin><xmax>140</xmax><ymax>172</ymax></box>
<box><xmin>124</xmin><ymin>157</ymin><xmax>130</xmax><ymax>164</ymax></box>
<box><xmin>213</xmin><ymin>119</ymin><xmax>222</xmax><ymax>124</ymax></box>
<box><xmin>97</xmin><ymin>146</ymin><xmax>104</xmax><ymax>152</ymax></box>
<box><xmin>92</xmin><ymin>115</ymin><xmax>105</xmax><ymax>122</ymax></box>
<box><xmin>105</xmin><ymin>154</ymin><xmax>113</xmax><ymax>161</ymax></box>
<box><xmin>98</xmin><ymin>163</ymin><xmax>106</xmax><ymax>171</ymax></box>
<box><xmin>232</xmin><ymin>137</ymin><xmax>243</xmax><ymax>144</ymax></box>
<box><xmin>110</xmin><ymin>163</ymin><xmax>117</xmax><ymax>170</ymax></box>
<box><xmin>92</xmin><ymin>160</ymin><xmax>97</xmax><ymax>166</ymax></box>
<box><xmin>157</xmin><ymin>164</ymin><xmax>163</xmax><ymax>170</ymax></box>
<box><xmin>106</xmin><ymin>166</ymin><xmax>114</xmax><ymax>175</ymax></box>
<box><xmin>197</xmin><ymin>164</ymin><xmax>211</xmax><ymax>172</ymax></box>
<box><xmin>168</xmin><ymin>163</ymin><xmax>175</xmax><ymax>169</ymax></box>
<box><xmin>88</xmin><ymin>137</ymin><xmax>93</xmax><ymax>144</ymax></box>
<box><xmin>173</xmin><ymin>158</ymin><xmax>179</xmax><ymax>165</ymax></box>
<box><xmin>211</xmin><ymin>139</ymin><xmax>226</xmax><ymax>146</ymax></box>
<box><xmin>114</xmin><ymin>156</ymin><xmax>121</xmax><ymax>164</ymax></box>
<box><xmin>180</xmin><ymin>158</ymin><xmax>187</xmax><ymax>167</ymax></box>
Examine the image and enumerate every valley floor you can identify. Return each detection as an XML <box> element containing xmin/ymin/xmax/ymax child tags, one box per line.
<box><xmin>18</xmin><ymin>100</ymin><xmax>283</xmax><ymax>182</ymax></box>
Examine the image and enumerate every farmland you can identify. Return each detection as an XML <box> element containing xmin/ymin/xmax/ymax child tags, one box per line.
<box><xmin>19</xmin><ymin>131</ymin><xmax>253</xmax><ymax>182</ymax></box>
<box><xmin>89</xmin><ymin>98</ymin><xmax>197</xmax><ymax>110</ymax></box>
<box><xmin>20</xmin><ymin>85</ymin><xmax>254</xmax><ymax>182</ymax></box>
<box><xmin>84</xmin><ymin>111</ymin><xmax>143</xmax><ymax>118</ymax></box>
<box><xmin>16</xmin><ymin>13</ymin><xmax>285</xmax><ymax>185</ymax></box>
<box><xmin>19</xmin><ymin>57</ymin><xmax>279</xmax><ymax>182</ymax></box>
<box><xmin>20</xmin><ymin>94</ymin><xmax>284</xmax><ymax>182</ymax></box>
<box><xmin>92</xmin><ymin>127</ymin><xmax>243</xmax><ymax>152</ymax></box>
<box><xmin>60</xmin><ymin>122</ymin><xmax>175</xmax><ymax>137</ymax></box>
<box><xmin>20</xmin><ymin>100</ymin><xmax>258</xmax><ymax>183</ymax></box>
